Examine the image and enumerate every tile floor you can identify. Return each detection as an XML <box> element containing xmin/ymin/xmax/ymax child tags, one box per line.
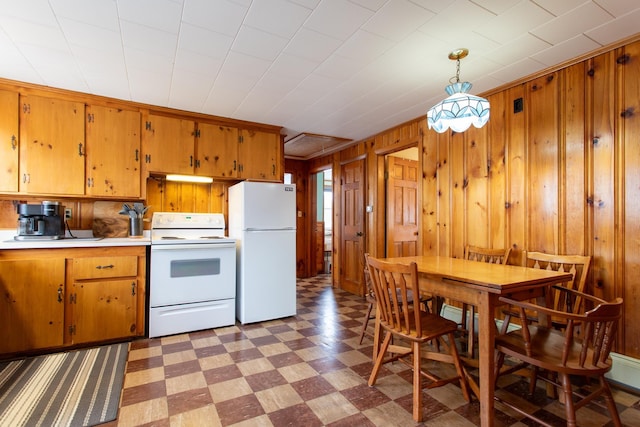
<box><xmin>107</xmin><ymin>275</ymin><xmax>640</xmax><ymax>426</ymax></box>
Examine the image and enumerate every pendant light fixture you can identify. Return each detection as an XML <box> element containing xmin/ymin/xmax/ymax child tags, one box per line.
<box><xmin>427</xmin><ymin>48</ymin><xmax>490</xmax><ymax>133</ymax></box>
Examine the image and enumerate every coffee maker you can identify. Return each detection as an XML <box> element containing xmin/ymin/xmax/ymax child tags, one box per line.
<box><xmin>15</xmin><ymin>201</ymin><xmax>66</xmax><ymax>240</ymax></box>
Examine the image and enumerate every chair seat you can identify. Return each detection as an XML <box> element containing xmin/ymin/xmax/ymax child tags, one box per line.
<box><xmin>496</xmin><ymin>326</ymin><xmax>613</xmax><ymax>376</ymax></box>
<box><xmin>382</xmin><ymin>311</ymin><xmax>459</xmax><ymax>342</ymax></box>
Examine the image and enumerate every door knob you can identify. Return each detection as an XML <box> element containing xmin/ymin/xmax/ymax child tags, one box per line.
<box><xmin>356</xmin><ymin>232</ymin><xmax>363</xmax><ymax>237</ymax></box>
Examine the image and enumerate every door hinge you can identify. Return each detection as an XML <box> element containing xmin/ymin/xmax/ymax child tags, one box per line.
<box><xmin>69</xmin><ymin>324</ymin><xmax>76</xmax><ymax>335</ymax></box>
<box><xmin>69</xmin><ymin>293</ymin><xmax>77</xmax><ymax>304</ymax></box>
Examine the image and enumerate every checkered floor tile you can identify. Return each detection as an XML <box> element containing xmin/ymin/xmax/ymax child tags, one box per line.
<box><xmin>106</xmin><ymin>275</ymin><xmax>640</xmax><ymax>426</ymax></box>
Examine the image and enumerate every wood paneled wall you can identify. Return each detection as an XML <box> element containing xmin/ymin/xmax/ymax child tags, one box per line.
<box><xmin>302</xmin><ymin>38</ymin><xmax>640</xmax><ymax>359</ymax></box>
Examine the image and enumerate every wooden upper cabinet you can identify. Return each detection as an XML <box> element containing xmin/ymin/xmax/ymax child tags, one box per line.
<box><xmin>19</xmin><ymin>95</ymin><xmax>85</xmax><ymax>195</ymax></box>
<box><xmin>196</xmin><ymin>123</ymin><xmax>239</xmax><ymax>178</ymax></box>
<box><xmin>238</xmin><ymin>129</ymin><xmax>281</xmax><ymax>181</ymax></box>
<box><xmin>86</xmin><ymin>105</ymin><xmax>141</xmax><ymax>198</ymax></box>
<box><xmin>0</xmin><ymin>90</ymin><xmax>18</xmax><ymax>192</ymax></box>
<box><xmin>143</xmin><ymin>113</ymin><xmax>195</xmax><ymax>175</ymax></box>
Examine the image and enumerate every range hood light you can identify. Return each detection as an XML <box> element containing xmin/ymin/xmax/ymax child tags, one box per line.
<box><xmin>165</xmin><ymin>174</ymin><xmax>213</xmax><ymax>184</ymax></box>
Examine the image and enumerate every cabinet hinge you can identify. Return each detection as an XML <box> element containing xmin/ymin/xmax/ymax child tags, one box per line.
<box><xmin>69</xmin><ymin>324</ymin><xmax>76</xmax><ymax>335</ymax></box>
<box><xmin>22</xmin><ymin>103</ymin><xmax>30</xmax><ymax>114</ymax></box>
<box><xmin>87</xmin><ymin>113</ymin><xmax>94</xmax><ymax>123</ymax></box>
<box><xmin>145</xmin><ymin>121</ymin><xmax>152</xmax><ymax>131</ymax></box>
<box><xmin>69</xmin><ymin>293</ymin><xmax>77</xmax><ymax>304</ymax></box>
<box><xmin>195</xmin><ymin>129</ymin><xmax>201</xmax><ymax>138</ymax></box>
<box><xmin>238</xmin><ymin>135</ymin><xmax>244</xmax><ymax>143</ymax></box>
<box><xmin>145</xmin><ymin>154</ymin><xmax>151</xmax><ymax>164</ymax></box>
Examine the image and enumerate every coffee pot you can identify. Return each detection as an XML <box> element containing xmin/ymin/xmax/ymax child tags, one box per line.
<box><xmin>15</xmin><ymin>201</ymin><xmax>65</xmax><ymax>240</ymax></box>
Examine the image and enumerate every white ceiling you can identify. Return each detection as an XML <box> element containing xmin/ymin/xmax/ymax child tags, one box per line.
<box><xmin>0</xmin><ymin>0</ymin><xmax>638</xmax><ymax>159</ymax></box>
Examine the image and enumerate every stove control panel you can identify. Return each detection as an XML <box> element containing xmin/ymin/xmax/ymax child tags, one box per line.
<box><xmin>151</xmin><ymin>212</ymin><xmax>225</xmax><ymax>229</ymax></box>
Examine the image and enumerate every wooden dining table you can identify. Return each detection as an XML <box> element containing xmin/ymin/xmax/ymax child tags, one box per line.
<box><xmin>374</xmin><ymin>255</ymin><xmax>573</xmax><ymax>427</ymax></box>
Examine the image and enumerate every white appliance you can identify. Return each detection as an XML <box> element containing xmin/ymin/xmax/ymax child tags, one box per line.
<box><xmin>149</xmin><ymin>212</ymin><xmax>236</xmax><ymax>338</ymax></box>
<box><xmin>229</xmin><ymin>182</ymin><xmax>297</xmax><ymax>324</ymax></box>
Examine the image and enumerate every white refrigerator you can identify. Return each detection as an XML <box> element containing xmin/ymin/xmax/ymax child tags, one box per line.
<box><xmin>229</xmin><ymin>182</ymin><xmax>297</xmax><ymax>324</ymax></box>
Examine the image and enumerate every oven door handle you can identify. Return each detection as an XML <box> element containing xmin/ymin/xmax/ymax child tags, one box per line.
<box><xmin>151</xmin><ymin>243</ymin><xmax>236</xmax><ymax>251</ymax></box>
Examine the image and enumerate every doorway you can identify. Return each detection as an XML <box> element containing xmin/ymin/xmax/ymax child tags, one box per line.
<box><xmin>385</xmin><ymin>147</ymin><xmax>419</xmax><ymax>258</ymax></box>
<box><xmin>315</xmin><ymin>169</ymin><xmax>332</xmax><ymax>275</ymax></box>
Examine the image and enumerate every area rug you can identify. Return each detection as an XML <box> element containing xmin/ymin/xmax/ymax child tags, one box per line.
<box><xmin>0</xmin><ymin>342</ymin><xmax>129</xmax><ymax>427</ymax></box>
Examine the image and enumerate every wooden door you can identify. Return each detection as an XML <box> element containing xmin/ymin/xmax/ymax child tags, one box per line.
<box><xmin>19</xmin><ymin>95</ymin><xmax>85</xmax><ymax>195</ymax></box>
<box><xmin>143</xmin><ymin>113</ymin><xmax>195</xmax><ymax>175</ymax></box>
<box><xmin>86</xmin><ymin>105</ymin><xmax>141</xmax><ymax>197</ymax></box>
<box><xmin>340</xmin><ymin>159</ymin><xmax>365</xmax><ymax>295</ymax></box>
<box><xmin>72</xmin><ymin>279</ymin><xmax>137</xmax><ymax>343</ymax></box>
<box><xmin>386</xmin><ymin>156</ymin><xmax>419</xmax><ymax>257</ymax></box>
<box><xmin>0</xmin><ymin>90</ymin><xmax>18</xmax><ymax>192</ymax></box>
<box><xmin>0</xmin><ymin>259</ymin><xmax>65</xmax><ymax>353</ymax></box>
<box><xmin>238</xmin><ymin>129</ymin><xmax>280</xmax><ymax>180</ymax></box>
<box><xmin>196</xmin><ymin>123</ymin><xmax>238</xmax><ymax>178</ymax></box>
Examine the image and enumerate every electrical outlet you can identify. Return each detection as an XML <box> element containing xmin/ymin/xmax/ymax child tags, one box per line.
<box><xmin>65</xmin><ymin>208</ymin><xmax>72</xmax><ymax>220</ymax></box>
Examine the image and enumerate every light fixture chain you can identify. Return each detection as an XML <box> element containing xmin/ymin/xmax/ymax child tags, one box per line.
<box><xmin>456</xmin><ymin>59</ymin><xmax>461</xmax><ymax>83</ymax></box>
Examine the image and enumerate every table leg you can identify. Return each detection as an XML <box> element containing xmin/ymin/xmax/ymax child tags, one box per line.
<box><xmin>477</xmin><ymin>292</ymin><xmax>495</xmax><ymax>427</ymax></box>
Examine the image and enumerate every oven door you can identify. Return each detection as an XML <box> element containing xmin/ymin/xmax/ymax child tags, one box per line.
<box><xmin>150</xmin><ymin>242</ymin><xmax>236</xmax><ymax>307</ymax></box>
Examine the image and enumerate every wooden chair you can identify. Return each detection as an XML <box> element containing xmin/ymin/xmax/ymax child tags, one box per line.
<box><xmin>365</xmin><ymin>254</ymin><xmax>470</xmax><ymax>422</ymax></box>
<box><xmin>495</xmin><ymin>286</ymin><xmax>623</xmax><ymax>427</ymax></box>
<box><xmin>502</xmin><ymin>252</ymin><xmax>592</xmax><ymax>333</ymax></box>
<box><xmin>358</xmin><ymin>263</ymin><xmax>377</xmax><ymax>345</ymax></box>
<box><xmin>500</xmin><ymin>252</ymin><xmax>592</xmax><ymax>394</ymax></box>
<box><xmin>359</xmin><ymin>258</ymin><xmax>433</xmax><ymax>345</ymax></box>
<box><xmin>459</xmin><ymin>245</ymin><xmax>511</xmax><ymax>358</ymax></box>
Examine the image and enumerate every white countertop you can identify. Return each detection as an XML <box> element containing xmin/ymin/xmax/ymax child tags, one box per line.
<box><xmin>0</xmin><ymin>229</ymin><xmax>150</xmax><ymax>250</ymax></box>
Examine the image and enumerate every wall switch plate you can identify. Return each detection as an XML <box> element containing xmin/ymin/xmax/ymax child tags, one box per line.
<box><xmin>65</xmin><ymin>208</ymin><xmax>72</xmax><ymax>219</ymax></box>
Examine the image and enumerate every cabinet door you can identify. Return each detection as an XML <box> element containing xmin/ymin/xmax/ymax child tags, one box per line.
<box><xmin>86</xmin><ymin>105</ymin><xmax>141</xmax><ymax>197</ymax></box>
<box><xmin>72</xmin><ymin>279</ymin><xmax>137</xmax><ymax>343</ymax></box>
<box><xmin>143</xmin><ymin>114</ymin><xmax>195</xmax><ymax>175</ymax></box>
<box><xmin>0</xmin><ymin>259</ymin><xmax>65</xmax><ymax>353</ymax></box>
<box><xmin>0</xmin><ymin>90</ymin><xmax>18</xmax><ymax>192</ymax></box>
<box><xmin>238</xmin><ymin>129</ymin><xmax>281</xmax><ymax>181</ymax></box>
<box><xmin>196</xmin><ymin>123</ymin><xmax>238</xmax><ymax>178</ymax></box>
<box><xmin>19</xmin><ymin>95</ymin><xmax>85</xmax><ymax>195</ymax></box>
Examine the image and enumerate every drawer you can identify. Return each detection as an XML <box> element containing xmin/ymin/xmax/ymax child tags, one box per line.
<box><xmin>73</xmin><ymin>256</ymin><xmax>138</xmax><ymax>279</ymax></box>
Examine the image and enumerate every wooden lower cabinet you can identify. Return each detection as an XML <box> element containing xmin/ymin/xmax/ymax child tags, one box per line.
<box><xmin>0</xmin><ymin>246</ymin><xmax>146</xmax><ymax>356</ymax></box>
<box><xmin>0</xmin><ymin>258</ymin><xmax>65</xmax><ymax>353</ymax></box>
<box><xmin>72</xmin><ymin>278</ymin><xmax>138</xmax><ymax>343</ymax></box>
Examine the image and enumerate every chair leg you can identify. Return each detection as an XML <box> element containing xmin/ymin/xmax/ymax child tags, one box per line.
<box><xmin>412</xmin><ymin>341</ymin><xmax>423</xmax><ymax>422</ymax></box>
<box><xmin>368</xmin><ymin>333</ymin><xmax>392</xmax><ymax>386</ymax></box>
<box><xmin>528</xmin><ymin>367</ymin><xmax>538</xmax><ymax>396</ymax></box>
<box><xmin>560</xmin><ymin>373</ymin><xmax>577</xmax><ymax>427</ymax></box>
<box><xmin>359</xmin><ymin>302</ymin><xmax>373</xmax><ymax>345</ymax></box>
<box><xmin>600</xmin><ymin>375</ymin><xmax>622</xmax><ymax>427</ymax></box>
<box><xmin>447</xmin><ymin>332</ymin><xmax>470</xmax><ymax>402</ymax></box>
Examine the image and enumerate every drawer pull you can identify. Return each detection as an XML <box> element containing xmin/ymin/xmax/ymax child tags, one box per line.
<box><xmin>131</xmin><ymin>282</ymin><xmax>136</xmax><ymax>296</ymax></box>
<box><xmin>96</xmin><ymin>264</ymin><xmax>114</xmax><ymax>269</ymax></box>
<box><xmin>57</xmin><ymin>286</ymin><xmax>63</xmax><ymax>303</ymax></box>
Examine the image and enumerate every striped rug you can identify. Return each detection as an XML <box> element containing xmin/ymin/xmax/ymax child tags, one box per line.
<box><xmin>0</xmin><ymin>342</ymin><xmax>129</xmax><ymax>427</ymax></box>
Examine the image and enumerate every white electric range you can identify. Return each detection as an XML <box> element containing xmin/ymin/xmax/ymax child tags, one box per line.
<box><xmin>149</xmin><ymin>212</ymin><xmax>236</xmax><ymax>338</ymax></box>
